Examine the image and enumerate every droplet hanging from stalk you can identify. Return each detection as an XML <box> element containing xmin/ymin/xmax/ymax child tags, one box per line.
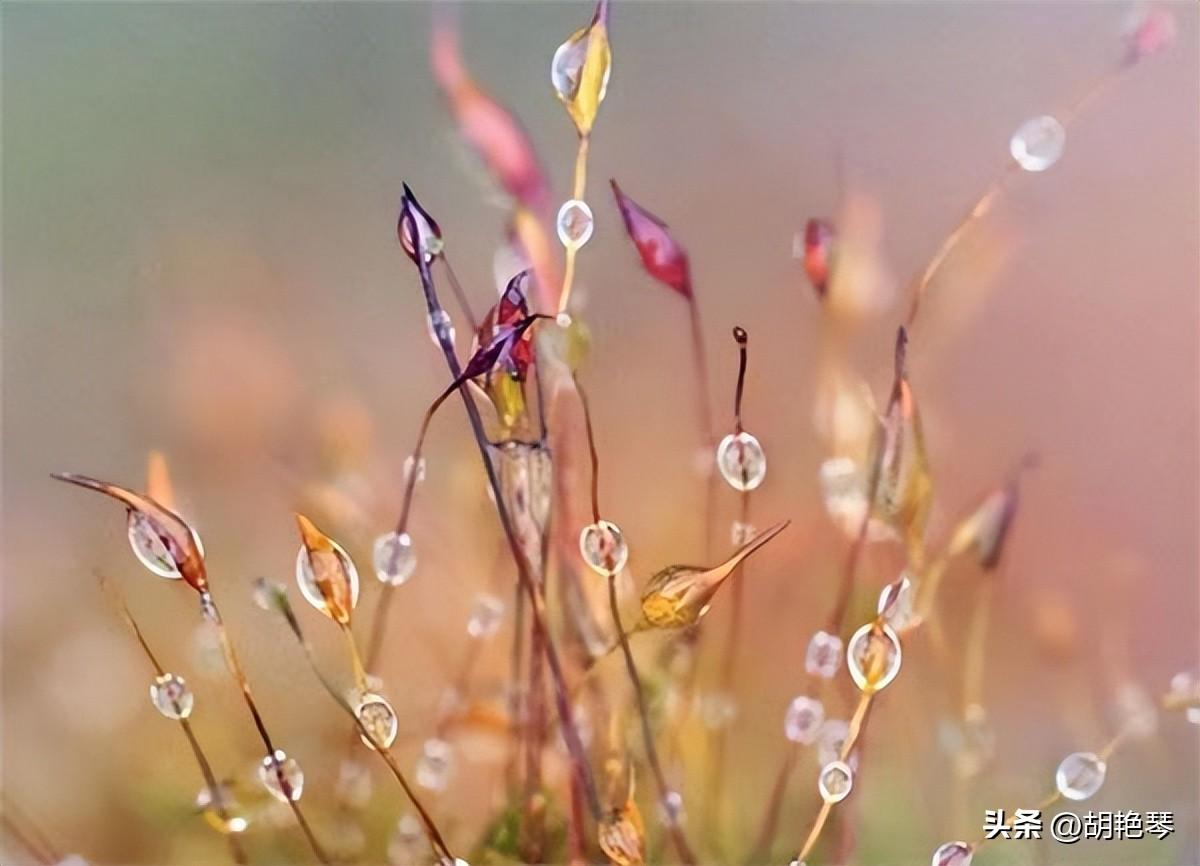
<box><xmin>294</xmin><ymin>513</ymin><xmax>360</xmax><ymax>624</ymax></box>
<box><xmin>150</xmin><ymin>672</ymin><xmax>194</xmax><ymax>720</ymax></box>
<box><xmin>846</xmin><ymin>621</ymin><xmax>903</xmax><ymax>693</ymax></box>
<box><xmin>1009</xmin><ymin>115</ymin><xmax>1065</xmax><ymax>172</ymax></box>
<box><xmin>355</xmin><ymin>693</ymin><xmax>399</xmax><ymax>750</ymax></box>
<box><xmin>1055</xmin><ymin>751</ymin><xmax>1106</xmax><ymax>800</ymax></box>
<box><xmin>373</xmin><ymin>531</ymin><xmax>417</xmax><ymax>587</ymax></box>
<box><xmin>930</xmin><ymin>841</ymin><xmax>973</xmax><ymax>866</ymax></box>
<box><xmin>817</xmin><ymin>760</ymin><xmax>854</xmax><ymax>803</ymax></box>
<box><xmin>258</xmin><ymin>749</ymin><xmax>305</xmax><ymax>803</ymax></box>
<box><xmin>579</xmin><ymin>520</ymin><xmax>629</xmax><ymax>577</ymax></box>
<box><xmin>550</xmin><ymin>0</ymin><xmax>612</xmax><ymax>137</ymax></box>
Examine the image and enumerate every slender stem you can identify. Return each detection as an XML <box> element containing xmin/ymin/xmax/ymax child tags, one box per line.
<box><xmin>441</xmin><ymin>254</ymin><xmax>478</xmax><ymax>333</ymax></box>
<box><xmin>0</xmin><ymin>799</ymin><xmax>59</xmax><ymax>865</ymax></box>
<box><xmin>342</xmin><ymin>623</ymin><xmax>370</xmax><ymax>694</ymax></box>
<box><xmin>687</xmin><ymin>298</ymin><xmax>717</xmax><ymax>561</ymax></box>
<box><xmin>573</xmin><ymin>373</ymin><xmax>603</xmax><ymax>524</ymax></box>
<box><xmin>557</xmin><ymin>136</ymin><xmax>591</xmax><ymax>316</ymax></box>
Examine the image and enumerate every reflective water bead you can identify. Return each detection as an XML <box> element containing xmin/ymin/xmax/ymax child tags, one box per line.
<box><xmin>784</xmin><ymin>696</ymin><xmax>825</xmax><ymax>745</ymax></box>
<box><xmin>373</xmin><ymin>531</ymin><xmax>416</xmax><ymax>587</ymax></box>
<box><xmin>356</xmin><ymin>693</ymin><xmax>399</xmax><ymax>750</ymax></box>
<box><xmin>805</xmin><ymin>630</ymin><xmax>844</xmax><ymax>679</ymax></box>
<box><xmin>877</xmin><ymin>573</ymin><xmax>916</xmax><ymax>630</ymax></box>
<box><xmin>258</xmin><ymin>749</ymin><xmax>305</xmax><ymax>803</ymax></box>
<box><xmin>730</xmin><ymin>520</ymin><xmax>756</xmax><ymax>547</ymax></box>
<box><xmin>657</xmin><ymin>789</ymin><xmax>686</xmax><ymax>827</ymax></box>
<box><xmin>1169</xmin><ymin>671</ymin><xmax>1200</xmax><ymax>724</ymax></box>
<box><xmin>426</xmin><ymin>309</ymin><xmax>456</xmax><ymax>348</ymax></box>
<box><xmin>931</xmin><ymin>841</ymin><xmax>974</xmax><ymax>866</ymax></box>
<box><xmin>388</xmin><ymin>813</ymin><xmax>425</xmax><ymax>866</ymax></box>
<box><xmin>716</xmin><ymin>431</ymin><xmax>767</xmax><ymax>492</ymax></box>
<box><xmin>295</xmin><ymin>536</ymin><xmax>360</xmax><ymax>615</ymax></box>
<box><xmin>195</xmin><ymin>783</ymin><xmax>249</xmax><ymax>834</ymax></box>
<box><xmin>847</xmin><ymin>622</ymin><xmax>903</xmax><ymax>693</ymax></box>
<box><xmin>416</xmin><ymin>737</ymin><xmax>454</xmax><ymax>791</ymax></box>
<box><xmin>336</xmin><ymin>759</ymin><xmax>373</xmax><ymax>810</ymax></box>
<box><xmin>817</xmin><ymin>760</ymin><xmax>854</xmax><ymax>803</ymax></box>
<box><xmin>578</xmin><ymin>520</ymin><xmax>629</xmax><ymax>576</ymax></box>
<box><xmin>556</xmin><ymin>199</ymin><xmax>595</xmax><ymax>249</ymax></box>
<box><xmin>551</xmin><ymin>28</ymin><xmax>610</xmax><ymax>109</ymax></box>
<box><xmin>128</xmin><ymin>512</ymin><xmax>204</xmax><ymax>579</ymax></box>
<box><xmin>403</xmin><ymin>455</ymin><xmax>427</xmax><ymax>485</ymax></box>
<box><xmin>150</xmin><ymin>672</ymin><xmax>194</xmax><ymax>720</ymax></box>
<box><xmin>1055</xmin><ymin>751</ymin><xmax>1106</xmax><ymax>800</ymax></box>
<box><xmin>1010</xmin><ymin>115</ymin><xmax>1065</xmax><ymax>172</ymax></box>
<box><xmin>467</xmin><ymin>593</ymin><xmax>505</xmax><ymax>639</ymax></box>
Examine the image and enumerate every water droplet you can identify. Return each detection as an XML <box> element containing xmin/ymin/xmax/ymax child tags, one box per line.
<box><xmin>387</xmin><ymin>813</ymin><xmax>425</xmax><ymax>866</ymax></box>
<box><xmin>556</xmin><ymin>311</ymin><xmax>574</xmax><ymax>328</ymax></box>
<box><xmin>730</xmin><ymin>520</ymin><xmax>756</xmax><ymax>547</ymax></box>
<box><xmin>817</xmin><ymin>760</ymin><xmax>854</xmax><ymax>803</ymax></box>
<box><xmin>1169</xmin><ymin>671</ymin><xmax>1200</xmax><ymax>724</ymax></box>
<box><xmin>877</xmin><ymin>573</ymin><xmax>916</xmax><ymax>630</ymax></box>
<box><xmin>295</xmin><ymin>536</ymin><xmax>360</xmax><ymax>617</ymax></box>
<box><xmin>416</xmin><ymin>737</ymin><xmax>454</xmax><ymax>791</ymax></box>
<box><xmin>556</xmin><ymin>199</ymin><xmax>594</xmax><ymax>249</ymax></box>
<box><xmin>373</xmin><ymin>531</ymin><xmax>417</xmax><ymax>587</ymax></box>
<box><xmin>195</xmin><ymin>783</ymin><xmax>250</xmax><ymax>835</ymax></box>
<box><xmin>847</xmin><ymin>621</ymin><xmax>902</xmax><ymax>693</ymax></box>
<box><xmin>127</xmin><ymin>512</ymin><xmax>204</xmax><ymax>579</ymax></box>
<box><xmin>550</xmin><ymin>22</ymin><xmax>611</xmax><ymax>130</ymax></box>
<box><xmin>931</xmin><ymin>841</ymin><xmax>974</xmax><ymax>866</ymax></box>
<box><xmin>657</xmin><ymin>789</ymin><xmax>686</xmax><ymax>827</ymax></box>
<box><xmin>1010</xmin><ymin>115</ymin><xmax>1065</xmax><ymax>172</ymax></box>
<box><xmin>1113</xmin><ymin>681</ymin><xmax>1158</xmax><ymax>740</ymax></box>
<box><xmin>578</xmin><ymin>520</ymin><xmax>629</xmax><ymax>577</ymax></box>
<box><xmin>817</xmin><ymin>719</ymin><xmax>857</xmax><ymax>770</ymax></box>
<box><xmin>150</xmin><ymin>672</ymin><xmax>194</xmax><ymax>720</ymax></box>
<box><xmin>466</xmin><ymin>593</ymin><xmax>505</xmax><ymax>639</ymax></box>
<box><xmin>805</xmin><ymin>630</ymin><xmax>844</xmax><ymax>679</ymax></box>
<box><xmin>258</xmin><ymin>749</ymin><xmax>305</xmax><ymax>803</ymax></box>
<box><xmin>1055</xmin><ymin>751</ymin><xmax>1106</xmax><ymax>800</ymax></box>
<box><xmin>426</xmin><ymin>309</ymin><xmax>456</xmax><ymax>348</ymax></box>
<box><xmin>335</xmin><ymin>759</ymin><xmax>373</xmax><ymax>810</ymax></box>
<box><xmin>356</xmin><ymin>693</ymin><xmax>399</xmax><ymax>750</ymax></box>
<box><xmin>784</xmin><ymin>696</ymin><xmax>825</xmax><ymax>744</ymax></box>
<box><xmin>696</xmin><ymin>691</ymin><xmax>738</xmax><ymax>730</ymax></box>
<box><xmin>716</xmin><ymin>432</ymin><xmax>767</xmax><ymax>491</ymax></box>
<box><xmin>404</xmin><ymin>455</ymin><xmax>427</xmax><ymax>485</ymax></box>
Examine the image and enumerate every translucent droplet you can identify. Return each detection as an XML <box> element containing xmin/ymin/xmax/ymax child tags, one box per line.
<box><xmin>696</xmin><ymin>691</ymin><xmax>738</xmax><ymax>730</ymax></box>
<box><xmin>356</xmin><ymin>693</ymin><xmax>399</xmax><ymax>750</ymax></box>
<box><xmin>1113</xmin><ymin>681</ymin><xmax>1158</xmax><ymax>740</ymax></box>
<box><xmin>258</xmin><ymin>749</ymin><xmax>305</xmax><ymax>803</ymax></box>
<box><xmin>931</xmin><ymin>841</ymin><xmax>974</xmax><ymax>866</ymax></box>
<box><xmin>877</xmin><ymin>573</ymin><xmax>916</xmax><ymax>630</ymax></box>
<box><xmin>387</xmin><ymin>813</ymin><xmax>425</xmax><ymax>866</ymax></box>
<box><xmin>127</xmin><ymin>512</ymin><xmax>204</xmax><ymax>579</ymax></box>
<box><xmin>1010</xmin><ymin>115</ymin><xmax>1065</xmax><ymax>172</ymax></box>
<box><xmin>373</xmin><ymin>531</ymin><xmax>416</xmax><ymax>587</ymax></box>
<box><xmin>416</xmin><ymin>737</ymin><xmax>454</xmax><ymax>791</ymax></box>
<box><xmin>404</xmin><ymin>455</ymin><xmax>427</xmax><ymax>485</ymax></box>
<box><xmin>466</xmin><ymin>593</ymin><xmax>505</xmax><ymax>639</ymax></box>
<box><xmin>550</xmin><ymin>22</ymin><xmax>611</xmax><ymax>133</ymax></box>
<box><xmin>578</xmin><ymin>520</ymin><xmax>629</xmax><ymax>577</ymax></box>
<box><xmin>817</xmin><ymin>760</ymin><xmax>854</xmax><ymax>803</ymax></box>
<box><xmin>805</xmin><ymin>630</ymin><xmax>844</xmax><ymax>679</ymax></box>
<box><xmin>195</xmin><ymin>783</ymin><xmax>250</xmax><ymax>834</ymax></box>
<box><xmin>730</xmin><ymin>520</ymin><xmax>756</xmax><ymax>547</ymax></box>
<box><xmin>784</xmin><ymin>695</ymin><xmax>825</xmax><ymax>745</ymax></box>
<box><xmin>556</xmin><ymin>199</ymin><xmax>594</xmax><ymax>249</ymax></box>
<box><xmin>716</xmin><ymin>431</ymin><xmax>767</xmax><ymax>492</ymax></box>
<box><xmin>1055</xmin><ymin>751</ymin><xmax>1106</xmax><ymax>800</ymax></box>
<box><xmin>556</xmin><ymin>311</ymin><xmax>573</xmax><ymax>328</ymax></box>
<box><xmin>295</xmin><ymin>537</ymin><xmax>360</xmax><ymax>616</ymax></box>
<box><xmin>847</xmin><ymin>621</ymin><xmax>902</xmax><ymax>693</ymax></box>
<box><xmin>426</xmin><ymin>309</ymin><xmax>456</xmax><ymax>348</ymax></box>
<box><xmin>1169</xmin><ymin>671</ymin><xmax>1200</xmax><ymax>724</ymax></box>
<box><xmin>150</xmin><ymin>672</ymin><xmax>194</xmax><ymax>720</ymax></box>
<box><xmin>817</xmin><ymin>719</ymin><xmax>857</xmax><ymax>770</ymax></box>
<box><xmin>657</xmin><ymin>789</ymin><xmax>686</xmax><ymax>827</ymax></box>
<box><xmin>335</xmin><ymin>759</ymin><xmax>373</xmax><ymax>810</ymax></box>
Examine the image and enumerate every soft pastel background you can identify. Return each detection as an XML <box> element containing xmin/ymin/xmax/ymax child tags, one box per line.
<box><xmin>2</xmin><ymin>2</ymin><xmax>1197</xmax><ymax>864</ymax></box>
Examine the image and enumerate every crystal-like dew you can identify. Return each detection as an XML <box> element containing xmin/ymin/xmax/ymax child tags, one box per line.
<box><xmin>295</xmin><ymin>536</ymin><xmax>360</xmax><ymax>616</ymax></box>
<box><xmin>466</xmin><ymin>593</ymin><xmax>505</xmax><ymax>639</ymax></box>
<box><xmin>784</xmin><ymin>695</ymin><xmax>825</xmax><ymax>745</ymax></box>
<box><xmin>1010</xmin><ymin>115</ymin><xmax>1065</xmax><ymax>172</ymax></box>
<box><xmin>716</xmin><ymin>431</ymin><xmax>766</xmax><ymax>492</ymax></box>
<box><xmin>817</xmin><ymin>760</ymin><xmax>854</xmax><ymax>803</ymax></box>
<box><xmin>356</xmin><ymin>693</ymin><xmax>399</xmax><ymax>750</ymax></box>
<box><xmin>258</xmin><ymin>749</ymin><xmax>305</xmax><ymax>803</ymax></box>
<box><xmin>846</xmin><ymin>621</ymin><xmax>902</xmax><ymax>693</ymax></box>
<box><xmin>1055</xmin><ymin>751</ymin><xmax>1106</xmax><ymax>800</ymax></box>
<box><xmin>373</xmin><ymin>531</ymin><xmax>417</xmax><ymax>587</ymax></box>
<box><xmin>416</xmin><ymin>737</ymin><xmax>454</xmax><ymax>791</ymax></box>
<box><xmin>550</xmin><ymin>26</ymin><xmax>610</xmax><ymax>115</ymax></box>
<box><xmin>556</xmin><ymin>199</ymin><xmax>595</xmax><ymax>249</ymax></box>
<box><xmin>127</xmin><ymin>512</ymin><xmax>204</xmax><ymax>579</ymax></box>
<box><xmin>150</xmin><ymin>672</ymin><xmax>194</xmax><ymax>720</ymax></box>
<box><xmin>931</xmin><ymin>841</ymin><xmax>973</xmax><ymax>866</ymax></box>
<box><xmin>805</xmin><ymin>630</ymin><xmax>844</xmax><ymax>679</ymax></box>
<box><xmin>578</xmin><ymin>520</ymin><xmax>629</xmax><ymax>577</ymax></box>
<box><xmin>426</xmin><ymin>309</ymin><xmax>456</xmax><ymax>348</ymax></box>
<box><xmin>877</xmin><ymin>573</ymin><xmax>916</xmax><ymax>630</ymax></box>
<box><xmin>195</xmin><ymin>783</ymin><xmax>249</xmax><ymax>834</ymax></box>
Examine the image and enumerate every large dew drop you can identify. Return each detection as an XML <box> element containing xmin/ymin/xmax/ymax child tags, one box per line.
<box><xmin>716</xmin><ymin>432</ymin><xmax>767</xmax><ymax>492</ymax></box>
<box><xmin>356</xmin><ymin>693</ymin><xmax>399</xmax><ymax>750</ymax></box>
<box><xmin>578</xmin><ymin>520</ymin><xmax>629</xmax><ymax>577</ymax></box>
<box><xmin>846</xmin><ymin>621</ymin><xmax>902</xmax><ymax>693</ymax></box>
<box><xmin>1055</xmin><ymin>751</ymin><xmax>1106</xmax><ymax>800</ymax></box>
<box><xmin>1010</xmin><ymin>115</ymin><xmax>1065</xmax><ymax>172</ymax></box>
<box><xmin>556</xmin><ymin>199</ymin><xmax>595</xmax><ymax>249</ymax></box>
<box><xmin>295</xmin><ymin>537</ymin><xmax>360</xmax><ymax>617</ymax></box>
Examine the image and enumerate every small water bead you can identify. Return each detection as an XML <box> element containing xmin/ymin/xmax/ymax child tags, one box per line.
<box><xmin>805</xmin><ymin>630</ymin><xmax>844</xmax><ymax>679</ymax></box>
<box><xmin>784</xmin><ymin>696</ymin><xmax>825</xmax><ymax>745</ymax></box>
<box><xmin>258</xmin><ymin>749</ymin><xmax>305</xmax><ymax>803</ymax></box>
<box><xmin>1169</xmin><ymin>671</ymin><xmax>1200</xmax><ymax>724</ymax></box>
<box><xmin>1055</xmin><ymin>751</ymin><xmax>1106</xmax><ymax>800</ymax></box>
<box><xmin>817</xmin><ymin>719</ymin><xmax>857</xmax><ymax>770</ymax></box>
<box><xmin>931</xmin><ymin>841</ymin><xmax>974</xmax><ymax>866</ymax></box>
<box><xmin>730</xmin><ymin>520</ymin><xmax>756</xmax><ymax>547</ymax></box>
<box><xmin>356</xmin><ymin>693</ymin><xmax>399</xmax><ymax>750</ymax></box>
<box><xmin>150</xmin><ymin>672</ymin><xmax>194</xmax><ymax>720</ymax></box>
<box><xmin>657</xmin><ymin>789</ymin><xmax>686</xmax><ymax>827</ymax></box>
<box><xmin>335</xmin><ymin>759</ymin><xmax>373</xmax><ymax>810</ymax></box>
<box><xmin>373</xmin><ymin>531</ymin><xmax>417</xmax><ymax>587</ymax></box>
<box><xmin>1113</xmin><ymin>681</ymin><xmax>1158</xmax><ymax>740</ymax></box>
<box><xmin>877</xmin><ymin>573</ymin><xmax>916</xmax><ymax>630</ymax></box>
<box><xmin>388</xmin><ymin>813</ymin><xmax>425</xmax><ymax>866</ymax></box>
<box><xmin>578</xmin><ymin>520</ymin><xmax>629</xmax><ymax>577</ymax></box>
<box><xmin>416</xmin><ymin>737</ymin><xmax>454</xmax><ymax>791</ymax></box>
<box><xmin>556</xmin><ymin>199</ymin><xmax>595</xmax><ymax>249</ymax></box>
<box><xmin>1010</xmin><ymin>115</ymin><xmax>1065</xmax><ymax>172</ymax></box>
<box><xmin>404</xmin><ymin>455</ymin><xmax>427</xmax><ymax>485</ymax></box>
<box><xmin>817</xmin><ymin>760</ymin><xmax>854</xmax><ymax>803</ymax></box>
<box><xmin>127</xmin><ymin>512</ymin><xmax>204</xmax><ymax>579</ymax></box>
<box><xmin>716</xmin><ymin>432</ymin><xmax>767</xmax><ymax>492</ymax></box>
<box><xmin>295</xmin><ymin>537</ymin><xmax>360</xmax><ymax>615</ymax></box>
<box><xmin>426</xmin><ymin>309</ymin><xmax>456</xmax><ymax>348</ymax></box>
<box><xmin>847</xmin><ymin>621</ymin><xmax>903</xmax><ymax>693</ymax></box>
<box><xmin>466</xmin><ymin>593</ymin><xmax>505</xmax><ymax>639</ymax></box>
<box><xmin>195</xmin><ymin>783</ymin><xmax>250</xmax><ymax>835</ymax></box>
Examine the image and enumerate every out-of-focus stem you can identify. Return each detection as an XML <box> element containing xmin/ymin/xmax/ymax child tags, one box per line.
<box><xmin>557</xmin><ymin>136</ymin><xmax>592</xmax><ymax>316</ymax></box>
<box><xmin>0</xmin><ymin>797</ymin><xmax>61</xmax><ymax>865</ymax></box>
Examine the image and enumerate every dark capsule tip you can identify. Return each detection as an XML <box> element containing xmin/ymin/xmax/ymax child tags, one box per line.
<box><xmin>733</xmin><ymin>325</ymin><xmax>748</xmax><ymax>345</ymax></box>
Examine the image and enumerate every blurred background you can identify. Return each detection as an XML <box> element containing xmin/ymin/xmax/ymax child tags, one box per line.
<box><xmin>2</xmin><ymin>2</ymin><xmax>1197</xmax><ymax>864</ymax></box>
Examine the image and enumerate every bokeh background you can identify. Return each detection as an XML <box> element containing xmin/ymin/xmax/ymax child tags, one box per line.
<box><xmin>3</xmin><ymin>2</ymin><xmax>1197</xmax><ymax>864</ymax></box>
